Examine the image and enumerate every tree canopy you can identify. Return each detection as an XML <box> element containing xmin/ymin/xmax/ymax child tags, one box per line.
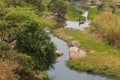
<box><xmin>49</xmin><ymin>0</ymin><xmax>68</xmax><ymax>18</ymax></box>
<box><xmin>0</xmin><ymin>0</ymin><xmax>56</xmax><ymax>79</ymax></box>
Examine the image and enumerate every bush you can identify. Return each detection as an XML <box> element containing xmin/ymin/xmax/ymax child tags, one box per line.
<box><xmin>49</xmin><ymin>0</ymin><xmax>67</xmax><ymax>18</ymax></box>
<box><xmin>16</xmin><ymin>16</ymin><xmax>56</xmax><ymax>72</ymax></box>
<box><xmin>89</xmin><ymin>12</ymin><xmax>120</xmax><ymax>48</ymax></box>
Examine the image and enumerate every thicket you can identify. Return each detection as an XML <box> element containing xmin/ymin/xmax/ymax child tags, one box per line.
<box><xmin>89</xmin><ymin>12</ymin><xmax>120</xmax><ymax>48</ymax></box>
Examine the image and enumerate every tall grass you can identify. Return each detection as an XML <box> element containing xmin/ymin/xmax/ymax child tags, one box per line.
<box><xmin>89</xmin><ymin>12</ymin><xmax>120</xmax><ymax>48</ymax></box>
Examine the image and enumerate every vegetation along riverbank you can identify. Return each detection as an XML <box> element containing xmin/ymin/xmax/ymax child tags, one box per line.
<box><xmin>0</xmin><ymin>0</ymin><xmax>57</xmax><ymax>80</ymax></box>
<box><xmin>1</xmin><ymin>0</ymin><xmax>120</xmax><ymax>80</ymax></box>
<box><xmin>53</xmin><ymin>27</ymin><xmax>120</xmax><ymax>80</ymax></box>
<box><xmin>53</xmin><ymin>1</ymin><xmax>120</xmax><ymax>79</ymax></box>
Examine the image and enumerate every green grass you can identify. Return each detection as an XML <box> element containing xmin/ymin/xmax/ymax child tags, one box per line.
<box><xmin>53</xmin><ymin>28</ymin><xmax>120</xmax><ymax>80</ymax></box>
<box><xmin>115</xmin><ymin>9</ymin><xmax>120</xmax><ymax>17</ymax></box>
<box><xmin>53</xmin><ymin>28</ymin><xmax>119</xmax><ymax>53</ymax></box>
<box><xmin>66</xmin><ymin>5</ymin><xmax>81</xmax><ymax>21</ymax></box>
<box><xmin>88</xmin><ymin>8</ymin><xmax>102</xmax><ymax>19</ymax></box>
<box><xmin>88</xmin><ymin>6</ymin><xmax>120</xmax><ymax>20</ymax></box>
<box><xmin>67</xmin><ymin>53</ymin><xmax>120</xmax><ymax>80</ymax></box>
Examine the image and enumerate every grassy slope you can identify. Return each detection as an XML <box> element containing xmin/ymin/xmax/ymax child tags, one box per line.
<box><xmin>53</xmin><ymin>28</ymin><xmax>120</xmax><ymax>80</ymax></box>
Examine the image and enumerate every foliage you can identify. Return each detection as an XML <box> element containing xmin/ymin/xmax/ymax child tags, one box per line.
<box><xmin>49</xmin><ymin>0</ymin><xmax>67</xmax><ymax>18</ymax></box>
<box><xmin>115</xmin><ymin>9</ymin><xmax>120</xmax><ymax>17</ymax></box>
<box><xmin>0</xmin><ymin>41</ymin><xmax>11</xmax><ymax>61</ymax></box>
<box><xmin>66</xmin><ymin>5</ymin><xmax>83</xmax><ymax>21</ymax></box>
<box><xmin>88</xmin><ymin>8</ymin><xmax>102</xmax><ymax>19</ymax></box>
<box><xmin>81</xmin><ymin>4</ymin><xmax>90</xmax><ymax>11</ymax></box>
<box><xmin>35</xmin><ymin>72</ymin><xmax>50</xmax><ymax>80</ymax></box>
<box><xmin>2</xmin><ymin>0</ymin><xmax>46</xmax><ymax>12</ymax></box>
<box><xmin>0</xmin><ymin>0</ymin><xmax>56</xmax><ymax>79</ymax></box>
<box><xmin>16</xmin><ymin>19</ymin><xmax>56</xmax><ymax>72</ymax></box>
<box><xmin>89</xmin><ymin>12</ymin><xmax>120</xmax><ymax>48</ymax></box>
<box><xmin>12</xmin><ymin>52</ymin><xmax>34</xmax><ymax>71</ymax></box>
<box><xmin>0</xmin><ymin>41</ymin><xmax>11</xmax><ymax>50</ymax></box>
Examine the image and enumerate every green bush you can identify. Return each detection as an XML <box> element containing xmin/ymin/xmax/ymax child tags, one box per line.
<box><xmin>0</xmin><ymin>0</ymin><xmax>55</xmax><ymax>72</ymax></box>
<box><xmin>49</xmin><ymin>0</ymin><xmax>67</xmax><ymax>18</ymax></box>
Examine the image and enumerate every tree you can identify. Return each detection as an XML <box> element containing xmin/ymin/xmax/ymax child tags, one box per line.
<box><xmin>49</xmin><ymin>0</ymin><xmax>67</xmax><ymax>18</ymax></box>
<box><xmin>16</xmin><ymin>19</ymin><xmax>56</xmax><ymax>72</ymax></box>
<box><xmin>2</xmin><ymin>0</ymin><xmax>45</xmax><ymax>11</ymax></box>
<box><xmin>0</xmin><ymin>0</ymin><xmax>56</xmax><ymax>79</ymax></box>
<box><xmin>0</xmin><ymin>4</ymin><xmax>56</xmax><ymax>72</ymax></box>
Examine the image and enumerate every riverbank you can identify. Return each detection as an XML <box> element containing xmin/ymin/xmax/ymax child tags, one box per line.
<box><xmin>53</xmin><ymin>28</ymin><xmax>120</xmax><ymax>80</ymax></box>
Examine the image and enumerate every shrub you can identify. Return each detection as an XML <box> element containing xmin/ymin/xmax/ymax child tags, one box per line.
<box><xmin>89</xmin><ymin>12</ymin><xmax>120</xmax><ymax>48</ymax></box>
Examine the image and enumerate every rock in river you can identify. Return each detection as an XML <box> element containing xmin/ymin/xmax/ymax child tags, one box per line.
<box><xmin>55</xmin><ymin>50</ymin><xmax>64</xmax><ymax>56</ymax></box>
<box><xmin>69</xmin><ymin>47</ymin><xmax>86</xmax><ymax>59</ymax></box>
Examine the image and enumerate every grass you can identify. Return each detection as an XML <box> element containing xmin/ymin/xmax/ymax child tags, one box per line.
<box><xmin>88</xmin><ymin>6</ymin><xmax>120</xmax><ymax>20</ymax></box>
<box><xmin>115</xmin><ymin>9</ymin><xmax>120</xmax><ymax>17</ymax></box>
<box><xmin>66</xmin><ymin>5</ymin><xmax>81</xmax><ymax>21</ymax></box>
<box><xmin>88</xmin><ymin>8</ymin><xmax>102</xmax><ymax>19</ymax></box>
<box><xmin>53</xmin><ymin>28</ymin><xmax>119</xmax><ymax>53</ymax></box>
<box><xmin>53</xmin><ymin>28</ymin><xmax>120</xmax><ymax>80</ymax></box>
<box><xmin>67</xmin><ymin>53</ymin><xmax>120</xmax><ymax>80</ymax></box>
<box><xmin>89</xmin><ymin>12</ymin><xmax>120</xmax><ymax>48</ymax></box>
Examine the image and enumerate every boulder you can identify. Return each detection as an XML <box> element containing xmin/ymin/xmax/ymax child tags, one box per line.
<box><xmin>69</xmin><ymin>47</ymin><xmax>86</xmax><ymax>59</ymax></box>
<box><xmin>71</xmin><ymin>40</ymin><xmax>80</xmax><ymax>47</ymax></box>
<box><xmin>69</xmin><ymin>47</ymin><xmax>80</xmax><ymax>53</ymax></box>
<box><xmin>55</xmin><ymin>50</ymin><xmax>64</xmax><ymax>56</ymax></box>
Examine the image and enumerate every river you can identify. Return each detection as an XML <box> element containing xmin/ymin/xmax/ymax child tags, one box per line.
<box><xmin>47</xmin><ymin>34</ymin><xmax>112</xmax><ymax>80</ymax></box>
<box><xmin>47</xmin><ymin>1</ymin><xmax>113</xmax><ymax>80</ymax></box>
<box><xmin>47</xmin><ymin>12</ymin><xmax>113</xmax><ymax>80</ymax></box>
